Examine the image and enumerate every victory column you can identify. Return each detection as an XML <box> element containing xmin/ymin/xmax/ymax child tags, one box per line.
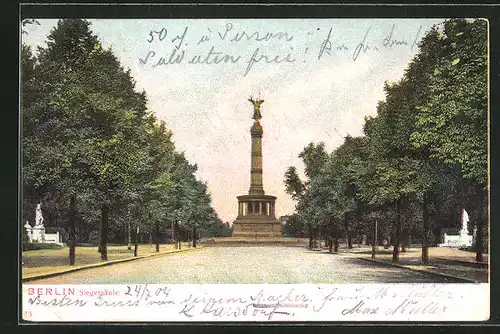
<box><xmin>232</xmin><ymin>97</ymin><xmax>282</xmax><ymax>238</ymax></box>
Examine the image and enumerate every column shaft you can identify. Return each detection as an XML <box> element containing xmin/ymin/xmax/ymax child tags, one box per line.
<box><xmin>249</xmin><ymin>122</ymin><xmax>264</xmax><ymax>195</ymax></box>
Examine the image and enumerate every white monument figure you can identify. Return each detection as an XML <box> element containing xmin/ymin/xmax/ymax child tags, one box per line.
<box><xmin>34</xmin><ymin>203</ymin><xmax>44</xmax><ymax>227</ymax></box>
<box><xmin>23</xmin><ymin>203</ymin><xmax>63</xmax><ymax>245</ymax></box>
<box><xmin>31</xmin><ymin>203</ymin><xmax>46</xmax><ymax>243</ymax></box>
<box><xmin>439</xmin><ymin>208</ymin><xmax>473</xmax><ymax>247</ymax></box>
<box><xmin>461</xmin><ymin>208</ymin><xmax>469</xmax><ymax>233</ymax></box>
<box><xmin>458</xmin><ymin>208</ymin><xmax>473</xmax><ymax>247</ymax></box>
<box><xmin>24</xmin><ymin>221</ymin><xmax>33</xmax><ymax>243</ymax></box>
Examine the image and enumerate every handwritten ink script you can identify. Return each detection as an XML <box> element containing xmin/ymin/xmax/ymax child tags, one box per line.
<box><xmin>138</xmin><ymin>23</ymin><xmax>423</xmax><ymax>76</ymax></box>
<box><xmin>22</xmin><ymin>284</ymin><xmax>488</xmax><ymax>322</ymax></box>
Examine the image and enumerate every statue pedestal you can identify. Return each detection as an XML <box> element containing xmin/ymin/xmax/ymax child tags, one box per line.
<box><xmin>24</xmin><ymin>222</ymin><xmax>33</xmax><ymax>242</ymax></box>
<box><xmin>32</xmin><ymin>226</ymin><xmax>46</xmax><ymax>243</ymax></box>
<box><xmin>232</xmin><ymin>194</ymin><xmax>282</xmax><ymax>238</ymax></box>
<box><xmin>459</xmin><ymin>229</ymin><xmax>473</xmax><ymax>247</ymax></box>
<box><xmin>439</xmin><ymin>229</ymin><xmax>473</xmax><ymax>248</ymax></box>
<box><xmin>232</xmin><ymin>218</ymin><xmax>282</xmax><ymax>238</ymax></box>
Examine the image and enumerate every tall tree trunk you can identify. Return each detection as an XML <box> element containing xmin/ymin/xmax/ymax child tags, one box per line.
<box><xmin>178</xmin><ymin>224</ymin><xmax>182</xmax><ymax>250</ymax></box>
<box><xmin>334</xmin><ymin>228</ymin><xmax>340</xmax><ymax>253</ymax></box>
<box><xmin>97</xmin><ymin>222</ymin><xmax>102</xmax><ymax>253</ymax></box>
<box><xmin>401</xmin><ymin>211</ymin><xmax>406</xmax><ymax>253</ymax></box>
<box><xmin>171</xmin><ymin>221</ymin><xmax>175</xmax><ymax>245</ymax></box>
<box><xmin>475</xmin><ymin>186</ymin><xmax>485</xmax><ymax>262</ymax></box>
<box><xmin>68</xmin><ymin>195</ymin><xmax>76</xmax><ymax>266</ymax></box>
<box><xmin>127</xmin><ymin>220</ymin><xmax>132</xmax><ymax>250</ymax></box>
<box><xmin>401</xmin><ymin>231</ymin><xmax>406</xmax><ymax>253</ymax></box>
<box><xmin>176</xmin><ymin>222</ymin><xmax>182</xmax><ymax>250</ymax></box>
<box><xmin>392</xmin><ymin>198</ymin><xmax>402</xmax><ymax>262</ymax></box>
<box><xmin>155</xmin><ymin>221</ymin><xmax>160</xmax><ymax>252</ymax></box>
<box><xmin>100</xmin><ymin>205</ymin><xmax>109</xmax><ymax>261</ymax></box>
<box><xmin>318</xmin><ymin>226</ymin><xmax>323</xmax><ymax>248</ymax></box>
<box><xmin>422</xmin><ymin>192</ymin><xmax>430</xmax><ymax>263</ymax></box>
<box><xmin>308</xmin><ymin>224</ymin><xmax>313</xmax><ymax>249</ymax></box>
<box><xmin>328</xmin><ymin>230</ymin><xmax>333</xmax><ymax>253</ymax></box>
<box><xmin>193</xmin><ymin>226</ymin><xmax>197</xmax><ymax>248</ymax></box>
<box><xmin>134</xmin><ymin>225</ymin><xmax>139</xmax><ymax>257</ymax></box>
<box><xmin>317</xmin><ymin>226</ymin><xmax>322</xmax><ymax>248</ymax></box>
<box><xmin>356</xmin><ymin>208</ymin><xmax>363</xmax><ymax>248</ymax></box>
<box><xmin>174</xmin><ymin>222</ymin><xmax>178</xmax><ymax>249</ymax></box>
<box><xmin>344</xmin><ymin>214</ymin><xmax>353</xmax><ymax>249</ymax></box>
<box><xmin>371</xmin><ymin>219</ymin><xmax>378</xmax><ymax>259</ymax></box>
<box><xmin>312</xmin><ymin>226</ymin><xmax>317</xmax><ymax>249</ymax></box>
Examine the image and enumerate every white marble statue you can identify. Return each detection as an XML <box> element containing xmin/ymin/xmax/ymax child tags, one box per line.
<box><xmin>439</xmin><ymin>208</ymin><xmax>473</xmax><ymax>248</ymax></box>
<box><xmin>34</xmin><ymin>203</ymin><xmax>44</xmax><ymax>227</ymax></box>
<box><xmin>462</xmin><ymin>208</ymin><xmax>469</xmax><ymax>230</ymax></box>
<box><xmin>461</xmin><ymin>208</ymin><xmax>469</xmax><ymax>233</ymax></box>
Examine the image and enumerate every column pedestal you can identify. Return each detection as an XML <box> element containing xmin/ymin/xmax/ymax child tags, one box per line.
<box><xmin>232</xmin><ymin>194</ymin><xmax>282</xmax><ymax>238</ymax></box>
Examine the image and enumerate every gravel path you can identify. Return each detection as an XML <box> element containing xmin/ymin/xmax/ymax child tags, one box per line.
<box><xmin>27</xmin><ymin>246</ymin><xmax>463</xmax><ymax>284</ymax></box>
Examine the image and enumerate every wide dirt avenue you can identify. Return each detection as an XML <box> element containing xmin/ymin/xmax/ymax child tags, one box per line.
<box><xmin>27</xmin><ymin>246</ymin><xmax>464</xmax><ymax>284</ymax></box>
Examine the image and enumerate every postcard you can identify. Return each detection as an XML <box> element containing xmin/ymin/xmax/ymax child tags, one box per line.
<box><xmin>20</xmin><ymin>15</ymin><xmax>490</xmax><ymax>322</ymax></box>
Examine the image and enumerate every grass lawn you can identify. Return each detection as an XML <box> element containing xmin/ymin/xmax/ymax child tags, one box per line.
<box><xmin>22</xmin><ymin>242</ymin><xmax>193</xmax><ymax>277</ymax></box>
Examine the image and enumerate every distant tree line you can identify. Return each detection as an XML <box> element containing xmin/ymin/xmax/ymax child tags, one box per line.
<box><xmin>284</xmin><ymin>19</ymin><xmax>488</xmax><ymax>263</ymax></box>
<box><xmin>21</xmin><ymin>19</ymin><xmax>228</xmax><ymax>263</ymax></box>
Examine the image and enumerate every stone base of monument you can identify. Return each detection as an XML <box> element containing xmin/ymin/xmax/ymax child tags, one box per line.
<box><xmin>232</xmin><ymin>224</ymin><xmax>283</xmax><ymax>238</ymax></box>
<box><xmin>232</xmin><ymin>215</ymin><xmax>282</xmax><ymax>238</ymax></box>
<box><xmin>25</xmin><ymin>222</ymin><xmax>64</xmax><ymax>246</ymax></box>
<box><xmin>231</xmin><ymin>231</ymin><xmax>282</xmax><ymax>238</ymax></box>
<box><xmin>201</xmin><ymin>237</ymin><xmax>308</xmax><ymax>247</ymax></box>
<box><xmin>438</xmin><ymin>229</ymin><xmax>473</xmax><ymax>248</ymax></box>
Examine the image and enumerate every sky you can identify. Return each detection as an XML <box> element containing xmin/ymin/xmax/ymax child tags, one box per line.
<box><xmin>21</xmin><ymin>18</ymin><xmax>445</xmax><ymax>223</ymax></box>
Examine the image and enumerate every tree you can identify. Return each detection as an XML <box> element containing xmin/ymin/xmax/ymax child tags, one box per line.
<box><xmin>139</xmin><ymin>120</ymin><xmax>177</xmax><ymax>252</ymax></box>
<box><xmin>282</xmin><ymin>19</ymin><xmax>488</xmax><ymax>266</ymax></box>
<box><xmin>284</xmin><ymin>142</ymin><xmax>328</xmax><ymax>249</ymax></box>
<box><xmin>23</xmin><ymin>19</ymin><xmax>153</xmax><ymax>262</ymax></box>
<box><xmin>327</xmin><ymin>136</ymin><xmax>367</xmax><ymax>250</ymax></box>
<box><xmin>22</xmin><ymin>19</ymin><xmax>222</xmax><ymax>264</ymax></box>
<box><xmin>284</xmin><ymin>167</ymin><xmax>305</xmax><ymax>201</ymax></box>
<box><xmin>358</xmin><ymin>112</ymin><xmax>431</xmax><ymax>261</ymax></box>
<box><xmin>410</xmin><ymin>19</ymin><xmax>488</xmax><ymax>262</ymax></box>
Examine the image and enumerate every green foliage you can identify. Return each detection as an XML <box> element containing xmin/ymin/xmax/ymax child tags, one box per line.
<box><xmin>284</xmin><ymin>166</ymin><xmax>305</xmax><ymax>201</ymax></box>
<box><xmin>202</xmin><ymin>220</ymin><xmax>233</xmax><ymax>238</ymax></box>
<box><xmin>410</xmin><ymin>19</ymin><xmax>488</xmax><ymax>187</ymax></box>
<box><xmin>284</xmin><ymin>142</ymin><xmax>330</xmax><ymax>241</ymax></box>
<box><xmin>23</xmin><ymin>243</ymin><xmax>64</xmax><ymax>251</ymax></box>
<box><xmin>299</xmin><ymin>142</ymin><xmax>328</xmax><ymax>180</ymax></box>
<box><xmin>22</xmin><ymin>19</ymin><xmax>219</xmax><ymax>253</ymax></box>
<box><xmin>282</xmin><ymin>214</ymin><xmax>306</xmax><ymax>237</ymax></box>
<box><xmin>21</xmin><ymin>227</ymin><xmax>31</xmax><ymax>246</ymax></box>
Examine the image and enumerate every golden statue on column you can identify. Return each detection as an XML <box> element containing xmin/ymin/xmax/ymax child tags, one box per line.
<box><xmin>248</xmin><ymin>96</ymin><xmax>264</xmax><ymax>121</ymax></box>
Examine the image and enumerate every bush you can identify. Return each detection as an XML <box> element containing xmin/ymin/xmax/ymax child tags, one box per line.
<box><xmin>23</xmin><ymin>242</ymin><xmax>64</xmax><ymax>251</ymax></box>
<box><xmin>21</xmin><ymin>231</ymin><xmax>30</xmax><ymax>247</ymax></box>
